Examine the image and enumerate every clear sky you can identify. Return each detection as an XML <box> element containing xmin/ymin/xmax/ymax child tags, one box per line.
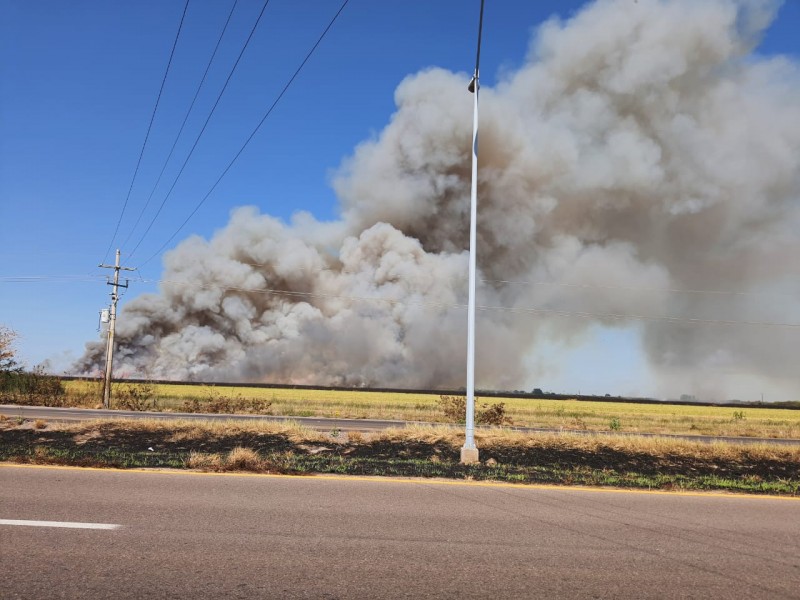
<box><xmin>1</xmin><ymin>0</ymin><xmax>799</xmax><ymax>398</ymax></box>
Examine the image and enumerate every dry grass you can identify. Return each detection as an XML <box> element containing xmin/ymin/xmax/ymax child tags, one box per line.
<box><xmin>186</xmin><ymin>451</ymin><xmax>223</xmax><ymax>470</ymax></box>
<box><xmin>224</xmin><ymin>447</ymin><xmax>263</xmax><ymax>471</ymax></box>
<box><xmin>60</xmin><ymin>380</ymin><xmax>800</xmax><ymax>439</ymax></box>
<box><xmin>378</xmin><ymin>424</ymin><xmax>800</xmax><ymax>466</ymax></box>
<box><xmin>18</xmin><ymin>417</ymin><xmax>799</xmax><ymax>468</ymax></box>
<box><xmin>64</xmin><ymin>417</ymin><xmax>327</xmax><ymax>444</ymax></box>
<box><xmin>347</xmin><ymin>431</ymin><xmax>364</xmax><ymax>443</ymax></box>
<box><xmin>14</xmin><ymin>416</ymin><xmax>790</xmax><ymax>465</ymax></box>
<box><xmin>33</xmin><ymin>419</ymin><xmax>47</xmax><ymax>430</ymax></box>
<box><xmin>3</xmin><ymin>418</ymin><xmax>798</xmax><ymax>493</ymax></box>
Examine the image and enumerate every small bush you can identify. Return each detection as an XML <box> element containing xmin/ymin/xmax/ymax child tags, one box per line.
<box><xmin>202</xmin><ymin>386</ymin><xmax>272</xmax><ymax>415</ymax></box>
<box><xmin>182</xmin><ymin>398</ymin><xmax>202</xmax><ymax>413</ymax></box>
<box><xmin>115</xmin><ymin>381</ymin><xmax>158</xmax><ymax>411</ymax></box>
<box><xmin>33</xmin><ymin>419</ymin><xmax>47</xmax><ymax>430</ymax></box>
<box><xmin>437</xmin><ymin>395</ymin><xmax>511</xmax><ymax>426</ymax></box>
<box><xmin>477</xmin><ymin>402</ymin><xmax>510</xmax><ymax>426</ymax></box>
<box><xmin>1</xmin><ymin>366</ymin><xmax>66</xmax><ymax>406</ymax></box>
<box><xmin>438</xmin><ymin>395</ymin><xmax>466</xmax><ymax>422</ymax></box>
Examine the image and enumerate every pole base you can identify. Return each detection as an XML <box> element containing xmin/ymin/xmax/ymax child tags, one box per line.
<box><xmin>460</xmin><ymin>446</ymin><xmax>480</xmax><ymax>464</ymax></box>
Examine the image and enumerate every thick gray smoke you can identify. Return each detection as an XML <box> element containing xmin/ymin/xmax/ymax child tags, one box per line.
<box><xmin>77</xmin><ymin>0</ymin><xmax>800</xmax><ymax>399</ymax></box>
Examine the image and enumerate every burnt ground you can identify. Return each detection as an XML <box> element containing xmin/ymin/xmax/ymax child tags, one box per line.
<box><xmin>1</xmin><ymin>422</ymin><xmax>798</xmax><ymax>483</ymax></box>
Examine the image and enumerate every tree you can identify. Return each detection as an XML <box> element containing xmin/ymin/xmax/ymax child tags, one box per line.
<box><xmin>0</xmin><ymin>325</ymin><xmax>20</xmax><ymax>371</ymax></box>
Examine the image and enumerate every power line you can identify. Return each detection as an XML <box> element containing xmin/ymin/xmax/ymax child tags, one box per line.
<box><xmin>0</xmin><ymin>275</ymin><xmax>106</xmax><ymax>283</ymax></box>
<box><xmin>127</xmin><ymin>0</ymin><xmax>273</xmax><ymax>260</ymax></box>
<box><xmin>101</xmin><ymin>0</ymin><xmax>191</xmax><ymax>265</ymax></box>
<box><xmin>119</xmin><ymin>0</ymin><xmax>240</xmax><ymax>253</ymax></box>
<box><xmin>138</xmin><ymin>0</ymin><xmax>351</xmax><ymax>268</ymax></box>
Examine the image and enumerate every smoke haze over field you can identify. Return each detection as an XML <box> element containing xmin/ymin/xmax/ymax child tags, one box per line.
<box><xmin>76</xmin><ymin>0</ymin><xmax>800</xmax><ymax>400</ymax></box>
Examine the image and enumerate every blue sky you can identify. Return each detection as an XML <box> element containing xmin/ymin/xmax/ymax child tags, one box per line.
<box><xmin>1</xmin><ymin>0</ymin><xmax>799</xmax><ymax>397</ymax></box>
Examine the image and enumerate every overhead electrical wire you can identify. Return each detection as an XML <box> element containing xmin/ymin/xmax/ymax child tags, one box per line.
<box><xmin>119</xmin><ymin>0</ymin><xmax>240</xmax><ymax>252</ymax></box>
<box><xmin>137</xmin><ymin>0</ymin><xmax>351</xmax><ymax>269</ymax></box>
<box><xmin>127</xmin><ymin>0</ymin><xmax>273</xmax><ymax>260</ymax></box>
<box><xmin>101</xmin><ymin>0</ymin><xmax>191</xmax><ymax>265</ymax></box>
<box><xmin>0</xmin><ymin>275</ymin><xmax>107</xmax><ymax>284</ymax></box>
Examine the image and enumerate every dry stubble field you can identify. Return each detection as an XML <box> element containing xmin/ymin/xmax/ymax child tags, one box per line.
<box><xmin>61</xmin><ymin>380</ymin><xmax>800</xmax><ymax>439</ymax></box>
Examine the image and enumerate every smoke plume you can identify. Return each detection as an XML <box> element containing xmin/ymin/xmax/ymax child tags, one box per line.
<box><xmin>76</xmin><ymin>0</ymin><xmax>800</xmax><ymax>399</ymax></box>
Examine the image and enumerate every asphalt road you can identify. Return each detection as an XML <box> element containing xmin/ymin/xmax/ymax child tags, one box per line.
<box><xmin>3</xmin><ymin>404</ymin><xmax>799</xmax><ymax>445</ymax></box>
<box><xmin>1</xmin><ymin>465</ymin><xmax>798</xmax><ymax>599</ymax></box>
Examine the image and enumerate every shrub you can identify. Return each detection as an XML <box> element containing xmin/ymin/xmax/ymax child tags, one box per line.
<box><xmin>114</xmin><ymin>381</ymin><xmax>158</xmax><ymax>411</ymax></box>
<box><xmin>1</xmin><ymin>366</ymin><xmax>66</xmax><ymax>407</ymax></box>
<box><xmin>438</xmin><ymin>395</ymin><xmax>466</xmax><ymax>422</ymax></box>
<box><xmin>437</xmin><ymin>395</ymin><xmax>511</xmax><ymax>426</ymax></box>
<box><xmin>202</xmin><ymin>386</ymin><xmax>272</xmax><ymax>415</ymax></box>
<box><xmin>182</xmin><ymin>397</ymin><xmax>202</xmax><ymax>413</ymax></box>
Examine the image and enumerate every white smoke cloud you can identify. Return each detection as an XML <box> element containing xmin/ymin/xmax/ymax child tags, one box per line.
<box><xmin>76</xmin><ymin>0</ymin><xmax>800</xmax><ymax>399</ymax></box>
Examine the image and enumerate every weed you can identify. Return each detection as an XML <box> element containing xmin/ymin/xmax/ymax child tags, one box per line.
<box><xmin>225</xmin><ymin>447</ymin><xmax>262</xmax><ymax>471</ymax></box>
<box><xmin>1</xmin><ymin>366</ymin><xmax>66</xmax><ymax>406</ymax></box>
<box><xmin>186</xmin><ymin>451</ymin><xmax>223</xmax><ymax>470</ymax></box>
<box><xmin>477</xmin><ymin>402</ymin><xmax>511</xmax><ymax>426</ymax></box>
<box><xmin>33</xmin><ymin>419</ymin><xmax>47</xmax><ymax>430</ymax></box>
<box><xmin>733</xmin><ymin>411</ymin><xmax>746</xmax><ymax>421</ymax></box>
<box><xmin>438</xmin><ymin>395</ymin><xmax>466</xmax><ymax>421</ymax></box>
<box><xmin>0</xmin><ymin>414</ymin><xmax>7</xmax><ymax>423</ymax></box>
<box><xmin>609</xmin><ymin>417</ymin><xmax>622</xmax><ymax>431</ymax></box>
<box><xmin>347</xmin><ymin>431</ymin><xmax>364</xmax><ymax>443</ymax></box>
<box><xmin>202</xmin><ymin>385</ymin><xmax>272</xmax><ymax>415</ymax></box>
<box><xmin>437</xmin><ymin>395</ymin><xmax>511</xmax><ymax>426</ymax></box>
<box><xmin>182</xmin><ymin>397</ymin><xmax>202</xmax><ymax>413</ymax></box>
<box><xmin>331</xmin><ymin>428</ymin><xmax>341</xmax><ymax>437</ymax></box>
<box><xmin>570</xmin><ymin>417</ymin><xmax>587</xmax><ymax>429</ymax></box>
<box><xmin>115</xmin><ymin>380</ymin><xmax>158</xmax><ymax>411</ymax></box>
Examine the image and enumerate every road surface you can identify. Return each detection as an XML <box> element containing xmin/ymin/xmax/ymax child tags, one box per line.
<box><xmin>1</xmin><ymin>464</ymin><xmax>798</xmax><ymax>599</ymax></box>
<box><xmin>3</xmin><ymin>404</ymin><xmax>798</xmax><ymax>445</ymax></box>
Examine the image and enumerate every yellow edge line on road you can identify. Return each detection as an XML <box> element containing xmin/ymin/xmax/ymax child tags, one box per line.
<box><xmin>2</xmin><ymin>462</ymin><xmax>798</xmax><ymax>501</ymax></box>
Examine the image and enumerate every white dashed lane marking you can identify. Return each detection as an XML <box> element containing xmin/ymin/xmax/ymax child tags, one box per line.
<box><xmin>0</xmin><ymin>519</ymin><xmax>121</xmax><ymax>530</ymax></box>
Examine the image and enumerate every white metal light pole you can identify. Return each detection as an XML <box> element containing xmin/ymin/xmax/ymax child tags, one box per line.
<box><xmin>461</xmin><ymin>0</ymin><xmax>485</xmax><ymax>465</ymax></box>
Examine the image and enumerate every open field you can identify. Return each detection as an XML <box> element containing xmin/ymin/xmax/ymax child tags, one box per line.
<box><xmin>1</xmin><ymin>417</ymin><xmax>798</xmax><ymax>495</ymax></box>
<box><xmin>54</xmin><ymin>380</ymin><xmax>800</xmax><ymax>439</ymax></box>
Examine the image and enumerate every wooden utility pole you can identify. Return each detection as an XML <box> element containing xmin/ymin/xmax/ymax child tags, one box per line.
<box><xmin>99</xmin><ymin>249</ymin><xmax>135</xmax><ymax>409</ymax></box>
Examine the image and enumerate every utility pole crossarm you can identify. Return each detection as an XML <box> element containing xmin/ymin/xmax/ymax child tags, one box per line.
<box><xmin>98</xmin><ymin>250</ymin><xmax>136</xmax><ymax>409</ymax></box>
